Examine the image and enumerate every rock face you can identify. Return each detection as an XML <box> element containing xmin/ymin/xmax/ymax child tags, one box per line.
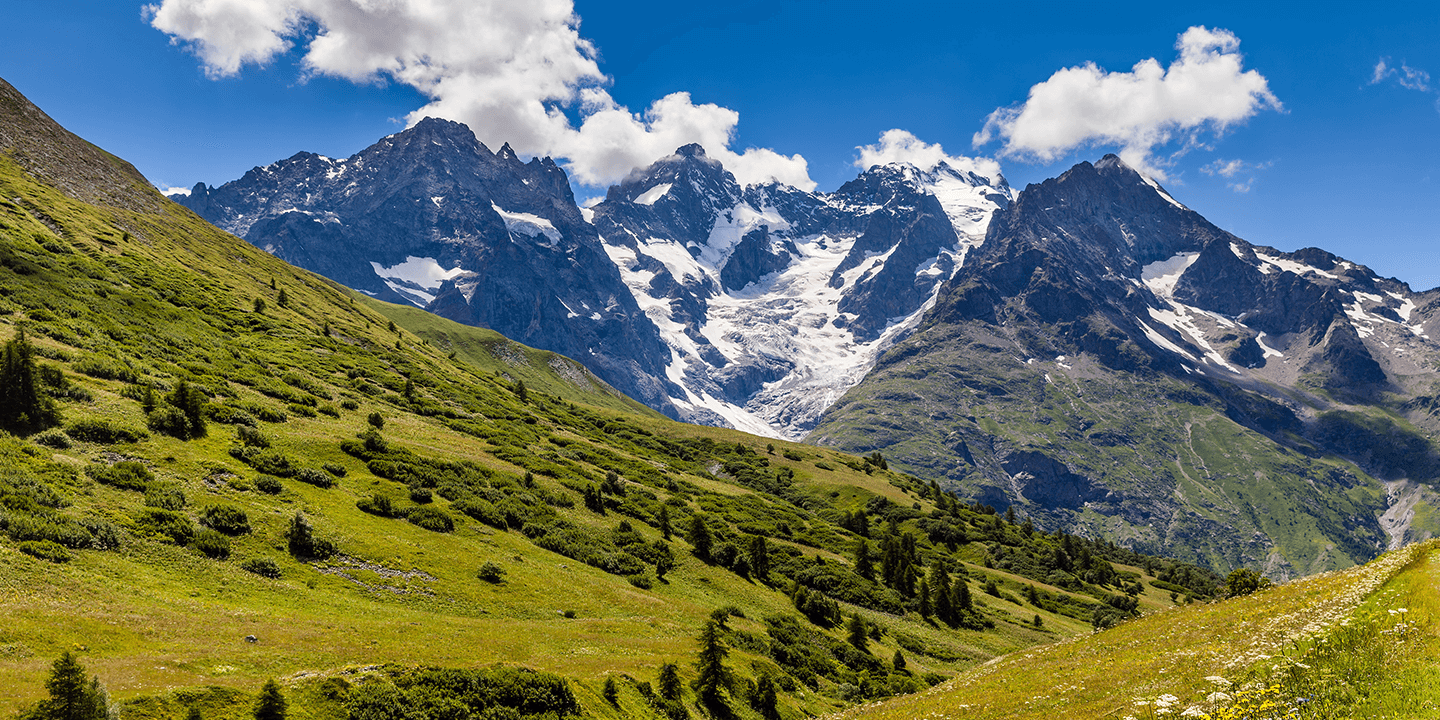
<box><xmin>811</xmin><ymin>154</ymin><xmax>1440</xmax><ymax>578</ymax></box>
<box><xmin>174</xmin><ymin>118</ymin><xmax>682</xmax><ymax>416</ymax></box>
<box><xmin>589</xmin><ymin>150</ymin><xmax>1010</xmax><ymax>435</ymax></box>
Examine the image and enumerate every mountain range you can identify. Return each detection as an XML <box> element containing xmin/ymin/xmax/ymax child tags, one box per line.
<box><xmin>174</xmin><ymin>117</ymin><xmax>1440</xmax><ymax>578</ymax></box>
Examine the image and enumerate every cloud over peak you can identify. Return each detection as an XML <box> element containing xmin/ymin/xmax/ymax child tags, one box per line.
<box><xmin>855</xmin><ymin>129</ymin><xmax>1003</xmax><ymax>183</ymax></box>
<box><xmin>973</xmin><ymin>26</ymin><xmax>1281</xmax><ymax>180</ymax></box>
<box><xmin>145</xmin><ymin>0</ymin><xmax>813</xmax><ymax>190</ymax></box>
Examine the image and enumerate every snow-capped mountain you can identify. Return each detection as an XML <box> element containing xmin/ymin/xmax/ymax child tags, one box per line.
<box><xmin>175</xmin><ymin>120</ymin><xmax>1011</xmax><ymax>437</ymax></box>
<box><xmin>175</xmin><ymin>118</ymin><xmax>683</xmax><ymax>417</ymax></box>
<box><xmin>810</xmin><ymin>154</ymin><xmax>1440</xmax><ymax>577</ymax></box>
<box><xmin>589</xmin><ymin>144</ymin><xmax>1011</xmax><ymax>437</ymax></box>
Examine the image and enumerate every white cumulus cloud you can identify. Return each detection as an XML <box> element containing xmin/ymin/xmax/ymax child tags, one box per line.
<box><xmin>144</xmin><ymin>0</ymin><xmax>813</xmax><ymax>189</ymax></box>
<box><xmin>855</xmin><ymin>129</ymin><xmax>1003</xmax><ymax>183</ymax></box>
<box><xmin>972</xmin><ymin>26</ymin><xmax>1281</xmax><ymax>180</ymax></box>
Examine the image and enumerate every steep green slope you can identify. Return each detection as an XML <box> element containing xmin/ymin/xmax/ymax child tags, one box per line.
<box><xmin>808</xmin><ymin>326</ymin><xmax>1398</xmax><ymax>579</ymax></box>
<box><xmin>0</xmin><ymin>78</ymin><xmax>1222</xmax><ymax>718</ymax></box>
<box><xmin>362</xmin><ymin>297</ymin><xmax>659</xmax><ymax>418</ymax></box>
<box><xmin>832</xmin><ymin>539</ymin><xmax>1440</xmax><ymax>720</ymax></box>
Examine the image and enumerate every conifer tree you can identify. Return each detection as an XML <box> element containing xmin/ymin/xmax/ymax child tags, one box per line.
<box><xmin>748</xmin><ymin>535</ymin><xmax>769</xmax><ymax>581</ymax></box>
<box><xmin>693</xmin><ymin>620</ymin><xmax>730</xmax><ymax>704</ymax></box>
<box><xmin>32</xmin><ymin>651</ymin><xmax>109</xmax><ymax>720</ymax></box>
<box><xmin>854</xmin><ymin>538</ymin><xmax>874</xmax><ymax>581</ymax></box>
<box><xmin>0</xmin><ymin>330</ymin><xmax>58</xmax><ymax>433</ymax></box>
<box><xmin>657</xmin><ymin>663</ymin><xmax>682</xmax><ymax>701</ymax></box>
<box><xmin>658</xmin><ymin>505</ymin><xmax>672</xmax><ymax>540</ymax></box>
<box><xmin>846</xmin><ymin>613</ymin><xmax>868</xmax><ymax>653</ymax></box>
<box><xmin>892</xmin><ymin>650</ymin><xmax>907</xmax><ymax>673</ymax></box>
<box><xmin>688</xmin><ymin>513</ymin><xmax>712</xmax><ymax>562</ymax></box>
<box><xmin>253</xmin><ymin>679</ymin><xmax>287</xmax><ymax>720</ymax></box>
<box><xmin>917</xmin><ymin>577</ymin><xmax>932</xmax><ymax>619</ymax></box>
<box><xmin>751</xmin><ymin>675</ymin><xmax>779</xmax><ymax>720</ymax></box>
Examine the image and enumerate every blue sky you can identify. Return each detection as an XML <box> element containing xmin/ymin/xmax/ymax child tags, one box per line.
<box><xmin>4</xmin><ymin>1</ymin><xmax>1439</xmax><ymax>288</ymax></box>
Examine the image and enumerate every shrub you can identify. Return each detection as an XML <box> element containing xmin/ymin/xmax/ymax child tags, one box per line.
<box><xmin>89</xmin><ymin>461</ymin><xmax>154</xmax><ymax>491</ymax></box>
<box><xmin>356</xmin><ymin>493</ymin><xmax>397</xmax><ymax>517</ymax></box>
<box><xmin>205</xmin><ymin>404</ymin><xmax>257</xmax><ymax>426</ymax></box>
<box><xmin>318</xmin><ymin>404</ymin><xmax>340</xmax><ymax>418</ymax></box>
<box><xmin>235</xmin><ymin>425</ymin><xmax>269</xmax><ymax>448</ymax></box>
<box><xmin>134</xmin><ymin>508</ymin><xmax>195</xmax><ymax>545</ymax></box>
<box><xmin>293</xmin><ymin>468</ymin><xmax>336</xmax><ymax>489</ymax></box>
<box><xmin>79</xmin><ymin>517</ymin><xmax>123</xmax><ymax>550</ymax></box>
<box><xmin>17</xmin><ymin>539</ymin><xmax>70</xmax><ymax>562</ymax></box>
<box><xmin>193</xmin><ymin>529</ymin><xmax>231</xmax><ymax>559</ymax></box>
<box><xmin>5</xmin><ymin>515</ymin><xmax>92</xmax><ymax>548</ymax></box>
<box><xmin>286</xmin><ymin>403</ymin><xmax>316</xmax><ymax>418</ymax></box>
<box><xmin>199</xmin><ymin>504</ymin><xmax>251</xmax><ymax>535</ymax></box>
<box><xmin>627</xmin><ymin>571</ymin><xmax>655</xmax><ymax>590</ymax></box>
<box><xmin>340</xmin><ymin>398</ymin><xmax>360</xmax><ymax>411</ymax></box>
<box><xmin>408</xmin><ymin>485</ymin><xmax>432</xmax><ymax>504</ymax></box>
<box><xmin>237</xmin><ymin>402</ymin><xmax>287</xmax><ymax>423</ymax></box>
<box><xmin>406</xmin><ymin>506</ymin><xmax>454</xmax><ymax>533</ymax></box>
<box><xmin>240</xmin><ymin>557</ymin><xmax>282</xmax><ymax>578</ymax></box>
<box><xmin>322</xmin><ymin>462</ymin><xmax>347</xmax><ymax>477</ymax></box>
<box><xmin>367</xmin><ymin>412</ymin><xmax>384</xmax><ymax>430</ymax></box>
<box><xmin>477</xmin><ymin>561</ymin><xmax>506</xmax><ymax>583</ymax></box>
<box><xmin>67</xmin><ymin>419</ymin><xmax>147</xmax><ymax>444</ymax></box>
<box><xmin>229</xmin><ymin>446</ymin><xmax>299</xmax><ymax>477</ymax></box>
<box><xmin>255</xmin><ymin>475</ymin><xmax>283</xmax><ymax>494</ymax></box>
<box><xmin>72</xmin><ymin>356</ymin><xmax>138</xmax><ymax>383</ymax></box>
<box><xmin>285</xmin><ymin>512</ymin><xmax>335</xmax><ymax>559</ymax></box>
<box><xmin>143</xmin><ymin>484</ymin><xmax>187</xmax><ymax>510</ymax></box>
<box><xmin>32</xmin><ymin>429</ymin><xmax>72</xmax><ymax>449</ymax></box>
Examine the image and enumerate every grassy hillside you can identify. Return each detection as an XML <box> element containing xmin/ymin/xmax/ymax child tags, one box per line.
<box><xmin>832</xmin><ymin>539</ymin><xmax>1440</xmax><ymax>720</ymax></box>
<box><xmin>0</xmin><ymin>82</ymin><xmax>1226</xmax><ymax>718</ymax></box>
<box><xmin>808</xmin><ymin>322</ymin><xmax>1422</xmax><ymax>580</ymax></box>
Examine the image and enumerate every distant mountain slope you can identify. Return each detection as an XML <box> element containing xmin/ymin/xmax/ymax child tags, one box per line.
<box><xmin>811</xmin><ymin>156</ymin><xmax>1440</xmax><ymax>577</ymax></box>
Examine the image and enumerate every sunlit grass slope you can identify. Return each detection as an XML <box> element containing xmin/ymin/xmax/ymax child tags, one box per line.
<box><xmin>831</xmin><ymin>539</ymin><xmax>1440</xmax><ymax>720</ymax></box>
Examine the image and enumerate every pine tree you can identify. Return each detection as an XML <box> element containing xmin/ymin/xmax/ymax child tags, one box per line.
<box><xmin>652</xmin><ymin>540</ymin><xmax>675</xmax><ymax>579</ymax></box>
<box><xmin>688</xmin><ymin>514</ymin><xmax>712</xmax><ymax>562</ymax></box>
<box><xmin>751</xmin><ymin>675</ymin><xmax>779</xmax><ymax>720</ymax></box>
<box><xmin>892</xmin><ymin>650</ymin><xmax>907</xmax><ymax>673</ymax></box>
<box><xmin>276</xmin><ymin>288</ymin><xmax>289</xmax><ymax>307</ymax></box>
<box><xmin>0</xmin><ymin>330</ymin><xmax>58</xmax><ymax>433</ymax></box>
<box><xmin>854</xmin><ymin>538</ymin><xmax>874</xmax><ymax>581</ymax></box>
<box><xmin>954</xmin><ymin>579</ymin><xmax>974</xmax><ymax>612</ymax></box>
<box><xmin>658</xmin><ymin>505</ymin><xmax>672</xmax><ymax>540</ymax></box>
<box><xmin>748</xmin><ymin>535</ymin><xmax>769</xmax><ymax>582</ymax></box>
<box><xmin>846</xmin><ymin>613</ymin><xmax>868</xmax><ymax>653</ymax></box>
<box><xmin>253</xmin><ymin>679</ymin><xmax>287</xmax><ymax>720</ymax></box>
<box><xmin>693</xmin><ymin>620</ymin><xmax>730</xmax><ymax>704</ymax></box>
<box><xmin>917</xmin><ymin>577</ymin><xmax>932</xmax><ymax>619</ymax></box>
<box><xmin>35</xmin><ymin>651</ymin><xmax>103</xmax><ymax>720</ymax></box>
<box><xmin>602</xmin><ymin>677</ymin><xmax>619</xmax><ymax>705</ymax></box>
<box><xmin>657</xmin><ymin>663</ymin><xmax>682</xmax><ymax>701</ymax></box>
